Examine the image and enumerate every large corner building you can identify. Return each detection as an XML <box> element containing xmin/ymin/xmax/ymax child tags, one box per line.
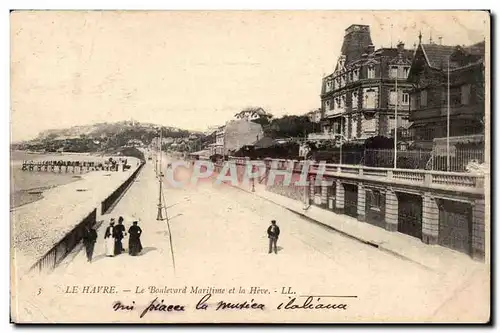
<box><xmin>320</xmin><ymin>24</ymin><xmax>413</xmax><ymax>141</ymax></box>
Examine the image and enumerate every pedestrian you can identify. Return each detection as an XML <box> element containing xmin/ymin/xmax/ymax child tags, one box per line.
<box><xmin>115</xmin><ymin>216</ymin><xmax>127</xmax><ymax>254</ymax></box>
<box><xmin>82</xmin><ymin>223</ymin><xmax>98</xmax><ymax>262</ymax></box>
<box><xmin>104</xmin><ymin>219</ymin><xmax>116</xmax><ymax>257</ymax></box>
<box><xmin>128</xmin><ymin>221</ymin><xmax>143</xmax><ymax>256</ymax></box>
<box><xmin>267</xmin><ymin>220</ymin><xmax>280</xmax><ymax>254</ymax></box>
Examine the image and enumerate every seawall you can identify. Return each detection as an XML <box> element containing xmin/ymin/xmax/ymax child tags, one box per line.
<box><xmin>11</xmin><ymin>158</ymin><xmax>145</xmax><ymax>275</ymax></box>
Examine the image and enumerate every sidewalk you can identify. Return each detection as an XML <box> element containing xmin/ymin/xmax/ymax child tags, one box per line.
<box><xmin>12</xmin><ymin>158</ymin><xmax>141</xmax><ymax>274</ymax></box>
<box><xmin>226</xmin><ymin>177</ymin><xmax>484</xmax><ymax>274</ymax></box>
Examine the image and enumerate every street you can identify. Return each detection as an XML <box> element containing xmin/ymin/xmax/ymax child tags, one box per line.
<box><xmin>13</xmin><ymin>155</ymin><xmax>488</xmax><ymax>323</ymax></box>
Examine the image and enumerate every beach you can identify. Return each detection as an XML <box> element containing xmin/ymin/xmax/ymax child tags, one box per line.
<box><xmin>11</xmin><ymin>152</ymin><xmax>141</xmax><ymax>274</ymax></box>
<box><xmin>10</xmin><ymin>151</ymin><xmax>108</xmax><ymax>209</ymax></box>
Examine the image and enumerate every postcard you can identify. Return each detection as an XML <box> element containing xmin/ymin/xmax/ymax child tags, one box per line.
<box><xmin>10</xmin><ymin>10</ymin><xmax>490</xmax><ymax>323</ymax></box>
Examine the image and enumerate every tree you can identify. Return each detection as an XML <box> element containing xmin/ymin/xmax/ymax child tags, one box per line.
<box><xmin>267</xmin><ymin>115</ymin><xmax>315</xmax><ymax>138</ymax></box>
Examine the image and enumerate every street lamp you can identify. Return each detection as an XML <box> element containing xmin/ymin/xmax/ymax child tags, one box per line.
<box><xmin>156</xmin><ymin>127</ymin><xmax>164</xmax><ymax>221</ymax></box>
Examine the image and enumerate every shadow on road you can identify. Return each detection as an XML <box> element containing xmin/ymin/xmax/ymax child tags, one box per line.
<box><xmin>138</xmin><ymin>247</ymin><xmax>157</xmax><ymax>256</ymax></box>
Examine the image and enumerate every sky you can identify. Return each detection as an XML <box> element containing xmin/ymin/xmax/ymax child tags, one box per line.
<box><xmin>10</xmin><ymin>10</ymin><xmax>488</xmax><ymax>142</ymax></box>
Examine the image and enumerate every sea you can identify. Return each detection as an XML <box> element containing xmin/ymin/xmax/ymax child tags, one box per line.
<box><xmin>10</xmin><ymin>151</ymin><xmax>104</xmax><ymax>209</ymax></box>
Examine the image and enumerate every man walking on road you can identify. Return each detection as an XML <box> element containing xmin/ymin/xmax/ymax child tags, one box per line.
<box><xmin>82</xmin><ymin>223</ymin><xmax>98</xmax><ymax>262</ymax></box>
<box><xmin>267</xmin><ymin>220</ymin><xmax>280</xmax><ymax>254</ymax></box>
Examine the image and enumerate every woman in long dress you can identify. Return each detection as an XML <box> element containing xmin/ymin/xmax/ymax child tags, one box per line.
<box><xmin>128</xmin><ymin>221</ymin><xmax>143</xmax><ymax>256</ymax></box>
<box><xmin>104</xmin><ymin>220</ymin><xmax>116</xmax><ymax>257</ymax></box>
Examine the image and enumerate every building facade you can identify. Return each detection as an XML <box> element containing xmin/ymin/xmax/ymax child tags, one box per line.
<box><xmin>320</xmin><ymin>25</ymin><xmax>414</xmax><ymax>141</ymax></box>
<box><xmin>407</xmin><ymin>38</ymin><xmax>485</xmax><ymax>148</ymax></box>
<box><xmin>224</xmin><ymin>120</ymin><xmax>264</xmax><ymax>155</ymax></box>
<box><xmin>306</xmin><ymin>109</ymin><xmax>322</xmax><ymax>123</ymax></box>
<box><xmin>209</xmin><ymin>125</ymin><xmax>226</xmax><ymax>155</ymax></box>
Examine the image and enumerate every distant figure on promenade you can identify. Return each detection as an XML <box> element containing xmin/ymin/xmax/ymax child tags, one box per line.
<box><xmin>128</xmin><ymin>221</ymin><xmax>143</xmax><ymax>256</ymax></box>
<box><xmin>267</xmin><ymin>220</ymin><xmax>280</xmax><ymax>254</ymax></box>
<box><xmin>82</xmin><ymin>223</ymin><xmax>98</xmax><ymax>262</ymax></box>
<box><xmin>115</xmin><ymin>216</ymin><xmax>127</xmax><ymax>254</ymax></box>
<box><xmin>104</xmin><ymin>219</ymin><xmax>116</xmax><ymax>257</ymax></box>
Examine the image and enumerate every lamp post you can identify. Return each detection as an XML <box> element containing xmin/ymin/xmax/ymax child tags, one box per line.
<box><xmin>394</xmin><ymin>70</ymin><xmax>398</xmax><ymax>169</ymax></box>
<box><xmin>156</xmin><ymin>127</ymin><xmax>164</xmax><ymax>221</ymax></box>
<box><xmin>447</xmin><ymin>59</ymin><xmax>450</xmax><ymax>171</ymax></box>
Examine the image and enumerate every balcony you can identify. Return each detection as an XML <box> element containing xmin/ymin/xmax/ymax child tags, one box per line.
<box><xmin>324</xmin><ymin>107</ymin><xmax>346</xmax><ymax>118</ymax></box>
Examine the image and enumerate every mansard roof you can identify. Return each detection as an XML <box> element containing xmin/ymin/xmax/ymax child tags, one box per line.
<box><xmin>420</xmin><ymin>44</ymin><xmax>457</xmax><ymax>69</ymax></box>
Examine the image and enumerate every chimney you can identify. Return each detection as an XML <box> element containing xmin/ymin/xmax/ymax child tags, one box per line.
<box><xmin>397</xmin><ymin>41</ymin><xmax>405</xmax><ymax>53</ymax></box>
<box><xmin>341</xmin><ymin>24</ymin><xmax>373</xmax><ymax>63</ymax></box>
<box><xmin>438</xmin><ymin>37</ymin><xmax>443</xmax><ymax>45</ymax></box>
<box><xmin>367</xmin><ymin>44</ymin><xmax>375</xmax><ymax>54</ymax></box>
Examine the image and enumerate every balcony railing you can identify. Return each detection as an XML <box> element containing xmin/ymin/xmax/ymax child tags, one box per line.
<box><xmin>226</xmin><ymin>157</ymin><xmax>485</xmax><ymax>194</ymax></box>
<box><xmin>324</xmin><ymin>107</ymin><xmax>345</xmax><ymax>117</ymax></box>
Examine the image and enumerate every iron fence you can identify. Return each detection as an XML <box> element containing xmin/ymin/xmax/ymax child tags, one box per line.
<box><xmin>311</xmin><ymin>148</ymin><xmax>484</xmax><ymax>172</ymax></box>
<box><xmin>29</xmin><ymin>208</ymin><xmax>97</xmax><ymax>274</ymax></box>
<box><xmin>430</xmin><ymin>147</ymin><xmax>485</xmax><ymax>172</ymax></box>
<box><xmin>101</xmin><ymin>162</ymin><xmax>145</xmax><ymax>214</ymax></box>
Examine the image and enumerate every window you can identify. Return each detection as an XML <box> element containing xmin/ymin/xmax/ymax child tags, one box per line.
<box><xmin>389</xmin><ymin>89</ymin><xmax>397</xmax><ymax>105</ymax></box>
<box><xmin>402</xmin><ymin>92</ymin><xmax>409</xmax><ymax>105</ymax></box>
<box><xmin>362</xmin><ymin>116</ymin><xmax>376</xmax><ymax>133</ymax></box>
<box><xmin>353</xmin><ymin>69</ymin><xmax>359</xmax><ymax>81</ymax></box>
<box><xmin>367</xmin><ymin>67</ymin><xmax>375</xmax><ymax>79</ymax></box>
<box><xmin>364</xmin><ymin>88</ymin><xmax>377</xmax><ymax>109</ymax></box>
<box><xmin>326</xmin><ymin>80</ymin><xmax>332</xmax><ymax>92</ymax></box>
<box><xmin>402</xmin><ymin>67</ymin><xmax>410</xmax><ymax>78</ymax></box>
<box><xmin>420</xmin><ymin>90</ymin><xmax>427</xmax><ymax>107</ymax></box>
<box><xmin>325</xmin><ymin>100</ymin><xmax>330</xmax><ymax>110</ymax></box>
<box><xmin>340</xmin><ymin>95</ymin><xmax>346</xmax><ymax>108</ymax></box>
<box><xmin>461</xmin><ymin>84</ymin><xmax>471</xmax><ymax>105</ymax></box>
<box><xmin>348</xmin><ymin>72</ymin><xmax>353</xmax><ymax>82</ymax></box>
<box><xmin>390</xmin><ymin>66</ymin><xmax>398</xmax><ymax>79</ymax></box>
<box><xmin>368</xmin><ymin>189</ymin><xmax>383</xmax><ymax>211</ymax></box>
<box><xmin>352</xmin><ymin>91</ymin><xmax>359</xmax><ymax>109</ymax></box>
<box><xmin>333</xmin><ymin>122</ymin><xmax>340</xmax><ymax>134</ymax></box>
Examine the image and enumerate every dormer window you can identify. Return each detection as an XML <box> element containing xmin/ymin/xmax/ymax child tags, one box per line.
<box><xmin>353</xmin><ymin>69</ymin><xmax>359</xmax><ymax>81</ymax></box>
<box><xmin>367</xmin><ymin>66</ymin><xmax>375</xmax><ymax>79</ymax></box>
<box><xmin>390</xmin><ymin>66</ymin><xmax>398</xmax><ymax>79</ymax></box>
<box><xmin>402</xmin><ymin>66</ymin><xmax>410</xmax><ymax>78</ymax></box>
<box><xmin>326</xmin><ymin>80</ymin><xmax>333</xmax><ymax>92</ymax></box>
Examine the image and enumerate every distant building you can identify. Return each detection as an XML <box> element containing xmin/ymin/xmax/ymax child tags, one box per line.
<box><xmin>407</xmin><ymin>36</ymin><xmax>485</xmax><ymax>148</ymax></box>
<box><xmin>306</xmin><ymin>109</ymin><xmax>322</xmax><ymax>123</ymax></box>
<box><xmin>320</xmin><ymin>24</ymin><xmax>414</xmax><ymax>141</ymax></box>
<box><xmin>209</xmin><ymin>120</ymin><xmax>264</xmax><ymax>156</ymax></box>
<box><xmin>208</xmin><ymin>125</ymin><xmax>226</xmax><ymax>155</ymax></box>
<box><xmin>234</xmin><ymin>107</ymin><xmax>273</xmax><ymax>122</ymax></box>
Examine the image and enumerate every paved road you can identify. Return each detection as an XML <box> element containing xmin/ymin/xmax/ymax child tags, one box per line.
<box><xmin>13</xmin><ymin>155</ymin><xmax>489</xmax><ymax>323</ymax></box>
